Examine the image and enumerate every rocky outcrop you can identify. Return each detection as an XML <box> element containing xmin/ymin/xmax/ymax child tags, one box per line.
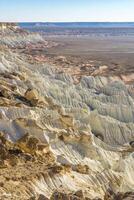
<box><xmin>0</xmin><ymin>23</ymin><xmax>18</xmax><ymax>31</ymax></box>
<box><xmin>0</xmin><ymin>23</ymin><xmax>56</xmax><ymax>52</ymax></box>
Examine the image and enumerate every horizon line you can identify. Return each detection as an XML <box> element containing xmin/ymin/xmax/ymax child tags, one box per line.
<box><xmin>1</xmin><ymin>21</ymin><xmax>134</xmax><ymax>23</ymax></box>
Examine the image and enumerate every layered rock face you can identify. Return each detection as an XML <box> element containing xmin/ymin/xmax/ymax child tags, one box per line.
<box><xmin>0</xmin><ymin>25</ymin><xmax>133</xmax><ymax>200</ymax></box>
<box><xmin>0</xmin><ymin>23</ymin><xmax>57</xmax><ymax>52</ymax></box>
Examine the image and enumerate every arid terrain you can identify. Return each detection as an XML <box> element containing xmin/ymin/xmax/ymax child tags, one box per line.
<box><xmin>45</xmin><ymin>36</ymin><xmax>134</xmax><ymax>81</ymax></box>
<box><xmin>0</xmin><ymin>23</ymin><xmax>133</xmax><ymax>200</ymax></box>
<box><xmin>21</xmin><ymin>24</ymin><xmax>134</xmax><ymax>83</ymax></box>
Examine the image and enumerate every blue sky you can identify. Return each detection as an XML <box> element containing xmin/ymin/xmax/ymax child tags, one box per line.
<box><xmin>0</xmin><ymin>0</ymin><xmax>134</xmax><ymax>22</ymax></box>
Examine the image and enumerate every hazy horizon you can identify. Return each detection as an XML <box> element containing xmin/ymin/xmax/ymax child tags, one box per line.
<box><xmin>2</xmin><ymin>21</ymin><xmax>134</xmax><ymax>23</ymax></box>
<box><xmin>2</xmin><ymin>20</ymin><xmax>134</xmax><ymax>23</ymax></box>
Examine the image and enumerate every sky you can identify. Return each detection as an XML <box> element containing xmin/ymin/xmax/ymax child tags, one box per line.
<box><xmin>0</xmin><ymin>0</ymin><xmax>134</xmax><ymax>22</ymax></box>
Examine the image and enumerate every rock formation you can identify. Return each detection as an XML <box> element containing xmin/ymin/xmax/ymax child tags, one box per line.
<box><xmin>0</xmin><ymin>22</ymin><xmax>18</xmax><ymax>31</ymax></box>
<box><xmin>0</xmin><ymin>24</ymin><xmax>133</xmax><ymax>200</ymax></box>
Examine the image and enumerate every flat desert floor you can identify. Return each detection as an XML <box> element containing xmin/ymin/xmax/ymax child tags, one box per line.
<box><xmin>45</xmin><ymin>36</ymin><xmax>134</xmax><ymax>75</ymax></box>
